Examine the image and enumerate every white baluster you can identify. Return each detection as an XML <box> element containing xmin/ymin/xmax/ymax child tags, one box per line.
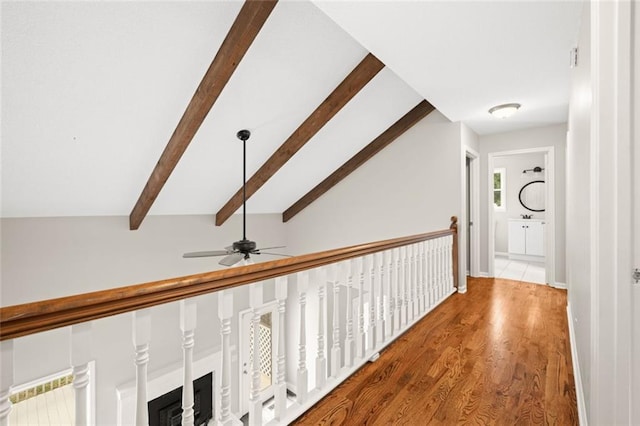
<box><xmin>438</xmin><ymin>238</ymin><xmax>444</xmax><ymax>301</ymax></box>
<box><xmin>0</xmin><ymin>341</ymin><xmax>13</xmax><ymax>426</ymax></box>
<box><xmin>418</xmin><ymin>242</ymin><xmax>426</xmax><ymax>314</ymax></box>
<box><xmin>411</xmin><ymin>244</ymin><xmax>419</xmax><ymax>320</ymax></box>
<box><xmin>448</xmin><ymin>235</ymin><xmax>455</xmax><ymax>291</ymax></box>
<box><xmin>315</xmin><ymin>268</ymin><xmax>327</xmax><ymax>390</ymax></box>
<box><xmin>405</xmin><ymin>245</ymin><xmax>413</xmax><ymax>322</ymax></box>
<box><xmin>433</xmin><ymin>238</ymin><xmax>440</xmax><ymax>302</ymax></box>
<box><xmin>72</xmin><ymin>323</ymin><xmax>92</xmax><ymax>426</ymax></box>
<box><xmin>440</xmin><ymin>237</ymin><xmax>447</xmax><ymax>300</ymax></box>
<box><xmin>399</xmin><ymin>246</ymin><xmax>407</xmax><ymax>327</ymax></box>
<box><xmin>427</xmin><ymin>240</ymin><xmax>435</xmax><ymax>308</ymax></box>
<box><xmin>297</xmin><ymin>271</ymin><xmax>309</xmax><ymax>404</ymax></box>
<box><xmin>367</xmin><ymin>255</ymin><xmax>377</xmax><ymax>353</ymax></box>
<box><xmin>329</xmin><ymin>264</ymin><xmax>341</xmax><ymax>377</ymax></box>
<box><xmin>355</xmin><ymin>257</ymin><xmax>367</xmax><ymax>359</ymax></box>
<box><xmin>274</xmin><ymin>276</ymin><xmax>288</xmax><ymax>421</ymax></box>
<box><xmin>218</xmin><ymin>291</ymin><xmax>236</xmax><ymax>426</ymax></box>
<box><xmin>392</xmin><ymin>248</ymin><xmax>401</xmax><ymax>334</ymax></box>
<box><xmin>180</xmin><ymin>300</ymin><xmax>197</xmax><ymax>426</ymax></box>
<box><xmin>133</xmin><ymin>310</ymin><xmax>150</xmax><ymax>426</ymax></box>
<box><xmin>344</xmin><ymin>260</ymin><xmax>355</xmax><ymax>368</ymax></box>
<box><xmin>376</xmin><ymin>252</ymin><xmax>385</xmax><ymax>344</ymax></box>
<box><xmin>249</xmin><ymin>282</ymin><xmax>263</xmax><ymax>426</ymax></box>
<box><xmin>384</xmin><ymin>250</ymin><xmax>394</xmax><ymax>338</ymax></box>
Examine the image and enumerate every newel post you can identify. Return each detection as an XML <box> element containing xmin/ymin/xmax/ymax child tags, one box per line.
<box><xmin>450</xmin><ymin>216</ymin><xmax>459</xmax><ymax>289</ymax></box>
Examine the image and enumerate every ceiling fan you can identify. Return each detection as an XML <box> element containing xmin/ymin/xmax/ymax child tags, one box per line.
<box><xmin>183</xmin><ymin>129</ymin><xmax>290</xmax><ymax>267</ymax></box>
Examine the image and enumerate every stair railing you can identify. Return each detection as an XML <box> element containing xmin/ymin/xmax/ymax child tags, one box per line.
<box><xmin>0</xmin><ymin>216</ymin><xmax>458</xmax><ymax>426</ymax></box>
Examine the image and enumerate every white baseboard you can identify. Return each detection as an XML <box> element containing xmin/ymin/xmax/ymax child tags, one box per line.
<box><xmin>552</xmin><ymin>281</ymin><xmax>567</xmax><ymax>289</ymax></box>
<box><xmin>566</xmin><ymin>302</ymin><xmax>588</xmax><ymax>425</ymax></box>
<box><xmin>495</xmin><ymin>251</ymin><xmax>508</xmax><ymax>258</ymax></box>
<box><xmin>478</xmin><ymin>271</ymin><xmax>489</xmax><ymax>278</ymax></box>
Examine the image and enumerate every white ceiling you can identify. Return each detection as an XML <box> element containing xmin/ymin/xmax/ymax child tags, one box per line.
<box><xmin>1</xmin><ymin>1</ymin><xmax>583</xmax><ymax>219</ymax></box>
<box><xmin>313</xmin><ymin>0</ymin><xmax>584</xmax><ymax>135</ymax></box>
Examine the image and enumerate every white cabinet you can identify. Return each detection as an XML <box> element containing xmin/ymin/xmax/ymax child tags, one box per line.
<box><xmin>508</xmin><ymin>220</ymin><xmax>544</xmax><ymax>258</ymax></box>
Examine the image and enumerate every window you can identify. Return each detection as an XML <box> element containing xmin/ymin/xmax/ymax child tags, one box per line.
<box><xmin>493</xmin><ymin>168</ymin><xmax>506</xmax><ymax>210</ymax></box>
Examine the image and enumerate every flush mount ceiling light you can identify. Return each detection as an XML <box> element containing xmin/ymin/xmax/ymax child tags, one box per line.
<box><xmin>488</xmin><ymin>103</ymin><xmax>521</xmax><ymax>119</ymax></box>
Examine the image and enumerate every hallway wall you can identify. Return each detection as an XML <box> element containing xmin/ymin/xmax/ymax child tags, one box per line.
<box><xmin>478</xmin><ymin>124</ymin><xmax>567</xmax><ymax>283</ymax></box>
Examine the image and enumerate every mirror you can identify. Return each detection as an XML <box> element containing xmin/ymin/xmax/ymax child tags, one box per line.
<box><xmin>519</xmin><ymin>180</ymin><xmax>545</xmax><ymax>212</ymax></box>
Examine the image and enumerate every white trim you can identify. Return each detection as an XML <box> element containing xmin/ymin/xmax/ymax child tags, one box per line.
<box><xmin>551</xmin><ymin>281</ymin><xmax>567</xmax><ymax>290</ymax></box>
<box><xmin>487</xmin><ymin>147</ymin><xmax>556</xmax><ymax>286</ymax></box>
<box><xmin>495</xmin><ymin>251</ymin><xmax>508</xmax><ymax>258</ymax></box>
<box><xmin>478</xmin><ymin>271</ymin><xmax>489</xmax><ymax>278</ymax></box>
<box><xmin>567</xmin><ymin>302</ymin><xmax>588</xmax><ymax>426</ymax></box>
<box><xmin>464</xmin><ymin>146</ymin><xmax>481</xmax><ymax>281</ymax></box>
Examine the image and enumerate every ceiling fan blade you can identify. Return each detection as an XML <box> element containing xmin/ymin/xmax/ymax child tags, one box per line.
<box><xmin>183</xmin><ymin>250</ymin><xmax>232</xmax><ymax>258</ymax></box>
<box><xmin>219</xmin><ymin>252</ymin><xmax>245</xmax><ymax>267</ymax></box>
<box><xmin>254</xmin><ymin>246</ymin><xmax>286</xmax><ymax>251</ymax></box>
<box><xmin>255</xmin><ymin>252</ymin><xmax>293</xmax><ymax>257</ymax></box>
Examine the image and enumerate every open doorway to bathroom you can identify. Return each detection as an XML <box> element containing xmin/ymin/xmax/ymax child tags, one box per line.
<box><xmin>488</xmin><ymin>147</ymin><xmax>555</xmax><ymax>286</ymax></box>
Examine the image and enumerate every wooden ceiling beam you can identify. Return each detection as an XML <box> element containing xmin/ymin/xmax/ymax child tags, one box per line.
<box><xmin>129</xmin><ymin>0</ymin><xmax>278</xmax><ymax>230</ymax></box>
<box><xmin>282</xmin><ymin>100</ymin><xmax>435</xmax><ymax>222</ymax></box>
<box><xmin>214</xmin><ymin>53</ymin><xmax>384</xmax><ymax>226</ymax></box>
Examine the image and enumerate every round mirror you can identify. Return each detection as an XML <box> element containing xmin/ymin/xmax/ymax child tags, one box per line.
<box><xmin>519</xmin><ymin>180</ymin><xmax>545</xmax><ymax>212</ymax></box>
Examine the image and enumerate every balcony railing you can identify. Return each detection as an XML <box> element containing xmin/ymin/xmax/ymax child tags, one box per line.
<box><xmin>0</xmin><ymin>216</ymin><xmax>459</xmax><ymax>425</ymax></box>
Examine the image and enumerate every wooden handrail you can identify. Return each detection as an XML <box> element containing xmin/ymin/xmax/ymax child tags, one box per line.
<box><xmin>0</xmin><ymin>218</ymin><xmax>458</xmax><ymax>341</ymax></box>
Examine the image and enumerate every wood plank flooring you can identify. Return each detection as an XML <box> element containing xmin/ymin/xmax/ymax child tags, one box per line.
<box><xmin>292</xmin><ymin>277</ymin><xmax>578</xmax><ymax>425</ymax></box>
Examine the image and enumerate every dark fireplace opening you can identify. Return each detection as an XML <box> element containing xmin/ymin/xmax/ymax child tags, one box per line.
<box><xmin>148</xmin><ymin>372</ymin><xmax>213</xmax><ymax>426</ymax></box>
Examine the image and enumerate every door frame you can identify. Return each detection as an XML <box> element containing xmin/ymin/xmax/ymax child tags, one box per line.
<box><xmin>487</xmin><ymin>146</ymin><xmax>556</xmax><ymax>286</ymax></box>
<box><xmin>464</xmin><ymin>147</ymin><xmax>480</xmax><ymax>279</ymax></box>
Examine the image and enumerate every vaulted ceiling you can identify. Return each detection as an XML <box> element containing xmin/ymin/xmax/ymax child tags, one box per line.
<box><xmin>1</xmin><ymin>1</ymin><xmax>583</xmax><ymax>221</ymax></box>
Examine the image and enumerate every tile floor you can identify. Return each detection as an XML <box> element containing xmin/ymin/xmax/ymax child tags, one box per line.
<box><xmin>494</xmin><ymin>256</ymin><xmax>546</xmax><ymax>284</ymax></box>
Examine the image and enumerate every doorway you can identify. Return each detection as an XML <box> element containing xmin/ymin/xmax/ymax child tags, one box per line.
<box><xmin>239</xmin><ymin>302</ymin><xmax>278</xmax><ymax>417</ymax></box>
<box><xmin>487</xmin><ymin>147</ymin><xmax>556</xmax><ymax>286</ymax></box>
<box><xmin>464</xmin><ymin>148</ymin><xmax>480</xmax><ymax>284</ymax></box>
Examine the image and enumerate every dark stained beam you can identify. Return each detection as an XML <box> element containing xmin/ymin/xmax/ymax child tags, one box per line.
<box><xmin>282</xmin><ymin>100</ymin><xmax>435</xmax><ymax>222</ymax></box>
<box><xmin>214</xmin><ymin>53</ymin><xmax>385</xmax><ymax>226</ymax></box>
<box><xmin>129</xmin><ymin>0</ymin><xmax>278</xmax><ymax>230</ymax></box>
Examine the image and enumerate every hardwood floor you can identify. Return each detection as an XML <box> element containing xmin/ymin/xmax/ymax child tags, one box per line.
<box><xmin>292</xmin><ymin>277</ymin><xmax>578</xmax><ymax>425</ymax></box>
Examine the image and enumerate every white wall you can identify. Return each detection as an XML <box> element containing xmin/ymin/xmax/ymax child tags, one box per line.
<box><xmin>285</xmin><ymin>111</ymin><xmax>460</xmax><ymax>255</ymax></box>
<box><xmin>478</xmin><ymin>124</ymin><xmax>567</xmax><ymax>282</ymax></box>
<box><xmin>493</xmin><ymin>153</ymin><xmax>546</xmax><ymax>253</ymax></box>
<box><xmin>1</xmin><ymin>214</ymin><xmax>286</xmax><ymax>305</ymax></box>
<box><xmin>566</xmin><ymin>3</ymin><xmax>592</xmax><ymax>417</ymax></box>
<box><xmin>566</xmin><ymin>1</ymin><xmax>638</xmax><ymax>423</ymax></box>
<box><xmin>1</xmin><ymin>214</ymin><xmax>286</xmax><ymax>423</ymax></box>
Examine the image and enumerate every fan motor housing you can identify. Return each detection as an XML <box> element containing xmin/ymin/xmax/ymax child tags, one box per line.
<box><xmin>233</xmin><ymin>239</ymin><xmax>257</xmax><ymax>253</ymax></box>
